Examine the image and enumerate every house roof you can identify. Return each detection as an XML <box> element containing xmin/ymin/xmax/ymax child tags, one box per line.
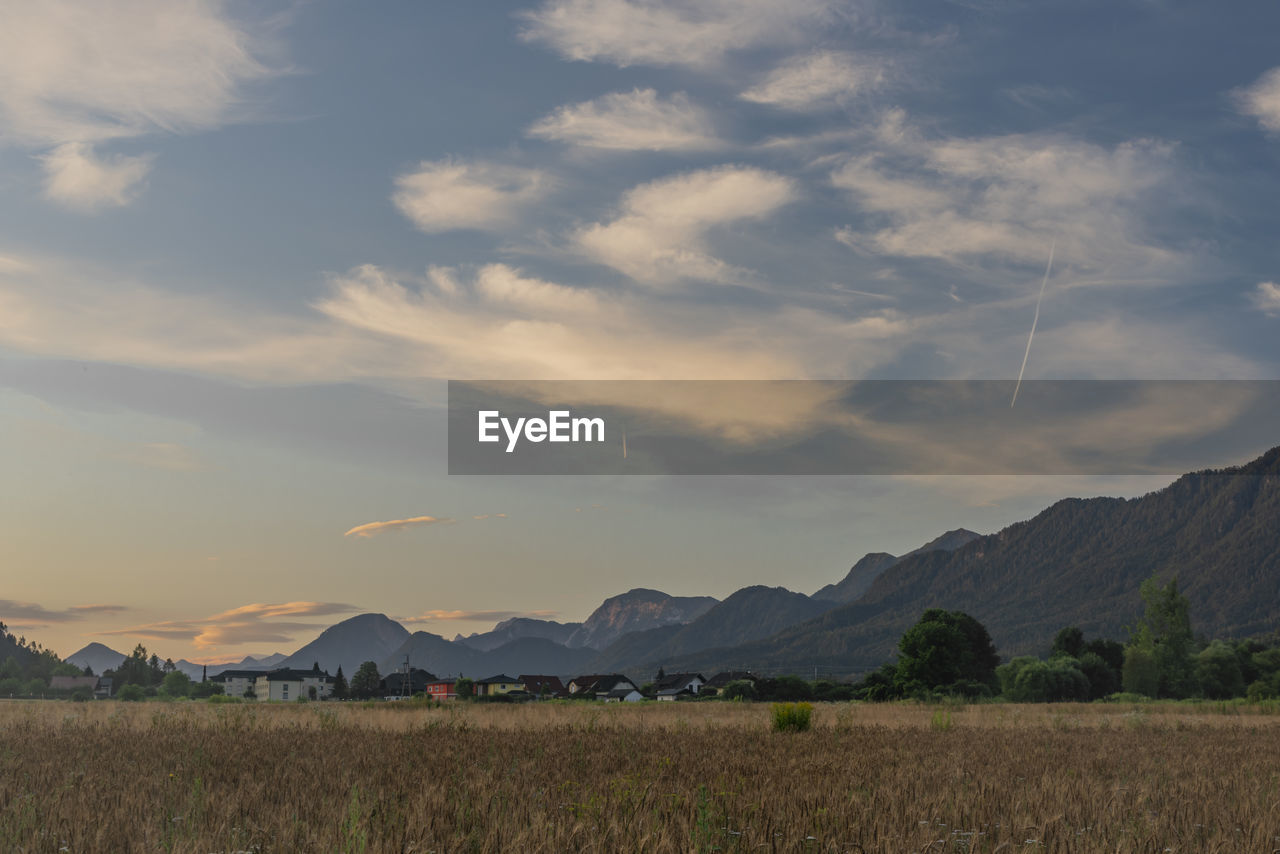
<box><xmin>569</xmin><ymin>673</ymin><xmax>634</xmax><ymax>692</ymax></box>
<box><xmin>476</xmin><ymin>674</ymin><xmax>519</xmax><ymax>684</ymax></box>
<box><xmin>518</xmin><ymin>675</ymin><xmax>564</xmax><ymax>692</ymax></box>
<box><xmin>209</xmin><ymin>669</ymin><xmax>264</xmax><ymax>681</ymax></box>
<box><xmin>705</xmin><ymin>671</ymin><xmax>756</xmax><ymax>688</ymax></box>
<box><xmin>261</xmin><ymin>668</ymin><xmax>331</xmax><ymax>682</ymax></box>
<box><xmin>606</xmin><ymin>687</ymin><xmax>641</xmax><ymax>698</ymax></box>
<box><xmin>654</xmin><ymin>672</ymin><xmax>705</xmax><ymax>691</ymax></box>
<box><xmin>50</xmin><ymin>675</ymin><xmax>98</xmax><ymax>690</ymax></box>
<box><xmin>656</xmin><ymin>687</ymin><xmax>694</xmax><ymax>696</ymax></box>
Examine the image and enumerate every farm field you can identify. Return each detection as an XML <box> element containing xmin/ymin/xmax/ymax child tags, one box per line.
<box><xmin>2</xmin><ymin>699</ymin><xmax>1279</xmax><ymax>852</ymax></box>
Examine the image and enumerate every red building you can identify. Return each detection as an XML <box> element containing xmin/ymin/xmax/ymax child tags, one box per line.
<box><xmin>425</xmin><ymin>679</ymin><xmax>457</xmax><ymax>700</ymax></box>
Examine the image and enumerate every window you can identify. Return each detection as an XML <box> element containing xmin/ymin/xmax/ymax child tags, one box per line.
<box><xmin>282</xmin><ymin>684</ymin><xmax>288</xmax><ymax>700</ymax></box>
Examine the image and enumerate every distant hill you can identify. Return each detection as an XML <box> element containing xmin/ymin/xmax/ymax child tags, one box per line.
<box><xmin>278</xmin><ymin>614</ymin><xmax>410</xmax><ymax>675</ymax></box>
<box><xmin>383</xmin><ymin>633</ymin><xmax>595</xmax><ymax>678</ymax></box>
<box><xmin>588</xmin><ymin>586</ymin><xmax>833</xmax><ymax>672</ymax></box>
<box><xmin>566</xmin><ymin>589</ymin><xmax>718</xmax><ymax>649</ymax></box>
<box><xmin>813</xmin><ymin>529</ymin><xmax>981</xmax><ymax>603</ymax></box>
<box><xmin>655</xmin><ymin>446</ymin><xmax>1280</xmax><ymax>677</ymax></box>
<box><xmin>455</xmin><ymin>617</ymin><xmax>581</xmax><ymax>651</ymax></box>
<box><xmin>812</xmin><ymin>553</ymin><xmax>898</xmax><ymax>604</ymax></box>
<box><xmin>65</xmin><ymin>642</ymin><xmax>125</xmax><ymax>675</ymax></box>
<box><xmin>173</xmin><ymin>653</ymin><xmax>287</xmax><ymax>681</ymax></box>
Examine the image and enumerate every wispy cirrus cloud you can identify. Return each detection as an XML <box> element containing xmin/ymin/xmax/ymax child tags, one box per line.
<box><xmin>38</xmin><ymin>142</ymin><xmax>154</xmax><ymax>211</ymax></box>
<box><xmin>1254</xmin><ymin>281</ymin><xmax>1280</xmax><ymax>316</ymax></box>
<box><xmin>741</xmin><ymin>51</ymin><xmax>884</xmax><ymax>110</ymax></box>
<box><xmin>98</xmin><ymin>601</ymin><xmax>360</xmax><ymax>650</ymax></box>
<box><xmin>392</xmin><ymin>159</ymin><xmax>552</xmax><ymax>233</ymax></box>
<box><xmin>1234</xmin><ymin>67</ymin><xmax>1280</xmax><ymax>133</ymax></box>
<box><xmin>574</xmin><ymin>165</ymin><xmax>797</xmax><ymax>285</ymax></box>
<box><xmin>0</xmin><ymin>599</ymin><xmax>129</xmax><ymax>626</ymax></box>
<box><xmin>831</xmin><ymin>110</ymin><xmax>1187</xmax><ymax>282</ymax></box>
<box><xmin>518</xmin><ymin>0</ymin><xmax>850</xmax><ymax>68</ymax></box>
<box><xmin>0</xmin><ymin>1</ymin><xmax>281</xmax><ymax>211</ymax></box>
<box><xmin>343</xmin><ymin>515</ymin><xmax>455</xmax><ymax>538</ymax></box>
<box><xmin>528</xmin><ymin>89</ymin><xmax>721</xmax><ymax>151</ymax></box>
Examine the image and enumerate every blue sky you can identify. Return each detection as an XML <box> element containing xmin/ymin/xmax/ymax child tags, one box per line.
<box><xmin>1</xmin><ymin>0</ymin><xmax>1278</xmax><ymax>661</ymax></box>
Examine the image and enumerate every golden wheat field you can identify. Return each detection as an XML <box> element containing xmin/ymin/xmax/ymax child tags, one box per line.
<box><xmin>2</xmin><ymin>699</ymin><xmax>1280</xmax><ymax>853</ymax></box>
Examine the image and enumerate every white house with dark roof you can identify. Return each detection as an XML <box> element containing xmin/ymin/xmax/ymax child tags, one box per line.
<box><xmin>251</xmin><ymin>668</ymin><xmax>333</xmax><ymax>701</ymax></box>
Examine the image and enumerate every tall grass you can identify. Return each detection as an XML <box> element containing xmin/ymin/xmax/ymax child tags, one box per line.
<box><xmin>2</xmin><ymin>700</ymin><xmax>1280</xmax><ymax>851</ymax></box>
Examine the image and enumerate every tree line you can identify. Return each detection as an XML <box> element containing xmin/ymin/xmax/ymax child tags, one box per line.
<box><xmin>851</xmin><ymin>574</ymin><xmax>1280</xmax><ymax>702</ymax></box>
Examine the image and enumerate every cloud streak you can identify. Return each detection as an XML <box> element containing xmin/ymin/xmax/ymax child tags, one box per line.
<box><xmin>98</xmin><ymin>601</ymin><xmax>361</xmax><ymax>650</ymax></box>
<box><xmin>518</xmin><ymin>0</ymin><xmax>848</xmax><ymax>68</ymax></box>
<box><xmin>0</xmin><ymin>599</ymin><xmax>129</xmax><ymax>624</ymax></box>
<box><xmin>392</xmin><ymin>159</ymin><xmax>552</xmax><ymax>233</ymax></box>
<box><xmin>1234</xmin><ymin>67</ymin><xmax>1280</xmax><ymax>133</ymax></box>
<box><xmin>741</xmin><ymin>51</ymin><xmax>884</xmax><ymax>110</ymax></box>
<box><xmin>343</xmin><ymin>515</ymin><xmax>455</xmax><ymax>538</ymax></box>
<box><xmin>575</xmin><ymin>165</ymin><xmax>796</xmax><ymax>285</ymax></box>
<box><xmin>528</xmin><ymin>88</ymin><xmax>721</xmax><ymax>151</ymax></box>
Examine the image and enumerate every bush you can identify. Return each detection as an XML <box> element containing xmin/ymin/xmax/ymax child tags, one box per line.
<box><xmin>117</xmin><ymin>684</ymin><xmax>145</xmax><ymax>702</ymax></box>
<box><xmin>771</xmin><ymin>702</ymin><xmax>813</xmax><ymax>732</ymax></box>
<box><xmin>69</xmin><ymin>687</ymin><xmax>94</xmax><ymax>702</ymax></box>
<box><xmin>722</xmin><ymin>680</ymin><xmax>756</xmax><ymax>701</ymax></box>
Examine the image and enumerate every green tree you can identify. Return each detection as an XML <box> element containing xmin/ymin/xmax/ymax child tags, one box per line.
<box><xmin>1125</xmin><ymin>575</ymin><xmax>1195</xmax><ymax>698</ymax></box>
<box><xmin>1051</xmin><ymin>626</ymin><xmax>1085</xmax><ymax>659</ymax></box>
<box><xmin>1005</xmin><ymin>658</ymin><xmax>1089</xmax><ymax>702</ymax></box>
<box><xmin>160</xmin><ymin>670</ymin><xmax>192</xmax><ymax>699</ymax></box>
<box><xmin>350</xmin><ymin>661</ymin><xmax>381</xmax><ymax>700</ymax></box>
<box><xmin>455</xmin><ymin>677</ymin><xmax>474</xmax><ymax>699</ymax></box>
<box><xmin>895</xmin><ymin>609</ymin><xmax>1000</xmax><ymax>696</ymax></box>
<box><xmin>1122</xmin><ymin>645</ymin><xmax>1160</xmax><ymax>697</ymax></box>
<box><xmin>722</xmin><ymin>680</ymin><xmax>757</xmax><ymax>701</ymax></box>
<box><xmin>332</xmin><ymin>666</ymin><xmax>349</xmax><ymax>700</ymax></box>
<box><xmin>1077</xmin><ymin>651</ymin><xmax>1121</xmax><ymax>699</ymax></box>
<box><xmin>1196</xmin><ymin>640</ymin><xmax>1245</xmax><ymax>699</ymax></box>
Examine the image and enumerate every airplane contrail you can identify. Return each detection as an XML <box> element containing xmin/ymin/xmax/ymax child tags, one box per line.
<box><xmin>1011</xmin><ymin>240</ymin><xmax>1055</xmax><ymax>408</ymax></box>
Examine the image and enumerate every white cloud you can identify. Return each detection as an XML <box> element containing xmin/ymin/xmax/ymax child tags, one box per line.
<box><xmin>528</xmin><ymin>89</ymin><xmax>720</xmax><ymax>151</ymax></box>
<box><xmin>1254</xmin><ymin>281</ymin><xmax>1280</xmax><ymax>316</ymax></box>
<box><xmin>0</xmin><ymin>251</ymin><xmax>908</xmax><ymax>390</ymax></box>
<box><xmin>574</xmin><ymin>165</ymin><xmax>796</xmax><ymax>285</ymax></box>
<box><xmin>0</xmin><ymin>1</ymin><xmax>279</xmax><ymax>211</ymax></box>
<box><xmin>0</xmin><ymin>0</ymin><xmax>275</xmax><ymax>145</ymax></box>
<box><xmin>518</xmin><ymin>0</ymin><xmax>847</xmax><ymax>68</ymax></box>
<box><xmin>392</xmin><ymin>159</ymin><xmax>552</xmax><ymax>233</ymax></box>
<box><xmin>1234</xmin><ymin>67</ymin><xmax>1280</xmax><ymax>133</ymax></box>
<box><xmin>741</xmin><ymin>51</ymin><xmax>883</xmax><ymax>110</ymax></box>
<box><xmin>832</xmin><ymin>112</ymin><xmax>1183</xmax><ymax>278</ymax></box>
<box><xmin>39</xmin><ymin>142</ymin><xmax>154</xmax><ymax>211</ymax></box>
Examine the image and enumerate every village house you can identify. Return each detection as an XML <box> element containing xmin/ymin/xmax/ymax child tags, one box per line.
<box><xmin>603</xmin><ymin>686</ymin><xmax>645</xmax><ymax>702</ymax></box>
<box><xmin>474</xmin><ymin>674</ymin><xmax>524</xmax><ymax>696</ymax></box>
<box><xmin>251</xmin><ymin>667</ymin><xmax>334</xmax><ymax>701</ymax></box>
<box><xmin>49</xmin><ymin>675</ymin><xmax>100</xmax><ymax>695</ymax></box>
<box><xmin>654</xmin><ymin>672</ymin><xmax>706</xmax><ymax>701</ymax></box>
<box><xmin>567</xmin><ymin>674</ymin><xmax>639</xmax><ymax>697</ymax></box>
<box><xmin>380</xmin><ymin>667</ymin><xmax>437</xmax><ymax>698</ymax></box>
<box><xmin>208</xmin><ymin>669</ymin><xmax>264</xmax><ymax>698</ymax></box>
<box><xmin>425</xmin><ymin>679</ymin><xmax>457</xmax><ymax>700</ymax></box>
<box><xmin>518</xmin><ymin>674</ymin><xmax>565</xmax><ymax>698</ymax></box>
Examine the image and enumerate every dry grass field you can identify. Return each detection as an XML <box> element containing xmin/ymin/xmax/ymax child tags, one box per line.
<box><xmin>2</xmin><ymin>698</ymin><xmax>1279</xmax><ymax>852</ymax></box>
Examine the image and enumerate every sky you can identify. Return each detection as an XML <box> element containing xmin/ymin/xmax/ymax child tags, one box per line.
<box><xmin>1</xmin><ymin>0</ymin><xmax>1278</xmax><ymax>664</ymax></box>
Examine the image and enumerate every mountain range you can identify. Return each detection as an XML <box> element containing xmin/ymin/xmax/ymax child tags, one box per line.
<box><xmin>65</xmin><ymin>446</ymin><xmax>1280</xmax><ymax>683</ymax></box>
